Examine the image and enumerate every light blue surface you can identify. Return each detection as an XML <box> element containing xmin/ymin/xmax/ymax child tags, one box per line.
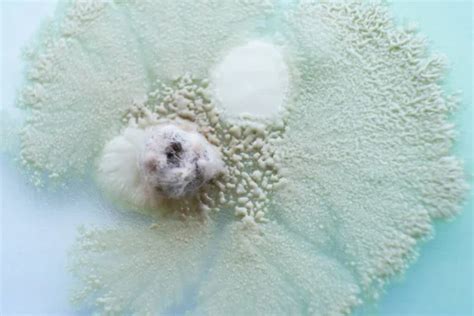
<box><xmin>1</xmin><ymin>1</ymin><xmax>472</xmax><ymax>315</ymax></box>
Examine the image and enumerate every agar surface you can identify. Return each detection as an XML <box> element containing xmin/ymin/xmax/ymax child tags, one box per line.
<box><xmin>15</xmin><ymin>1</ymin><xmax>468</xmax><ymax>315</ymax></box>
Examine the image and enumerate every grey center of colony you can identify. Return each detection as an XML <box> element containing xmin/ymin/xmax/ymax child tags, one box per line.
<box><xmin>140</xmin><ymin>124</ymin><xmax>224</xmax><ymax>199</ymax></box>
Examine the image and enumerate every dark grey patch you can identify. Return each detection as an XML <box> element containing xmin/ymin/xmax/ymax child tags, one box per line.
<box><xmin>165</xmin><ymin>141</ymin><xmax>182</xmax><ymax>167</ymax></box>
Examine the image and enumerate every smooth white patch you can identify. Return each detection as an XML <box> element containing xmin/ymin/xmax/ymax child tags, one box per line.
<box><xmin>211</xmin><ymin>40</ymin><xmax>289</xmax><ymax>118</ymax></box>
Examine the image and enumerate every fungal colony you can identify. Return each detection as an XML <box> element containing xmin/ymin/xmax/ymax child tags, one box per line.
<box><xmin>12</xmin><ymin>1</ymin><xmax>468</xmax><ymax>315</ymax></box>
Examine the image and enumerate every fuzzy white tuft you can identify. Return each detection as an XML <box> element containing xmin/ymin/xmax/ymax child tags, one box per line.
<box><xmin>96</xmin><ymin>122</ymin><xmax>224</xmax><ymax>211</ymax></box>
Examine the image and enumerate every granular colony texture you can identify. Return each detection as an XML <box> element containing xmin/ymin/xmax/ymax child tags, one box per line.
<box><xmin>15</xmin><ymin>0</ymin><xmax>468</xmax><ymax>315</ymax></box>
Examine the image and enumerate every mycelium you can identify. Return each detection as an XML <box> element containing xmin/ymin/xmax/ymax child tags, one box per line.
<box><xmin>17</xmin><ymin>1</ymin><xmax>468</xmax><ymax>315</ymax></box>
<box><xmin>97</xmin><ymin>119</ymin><xmax>225</xmax><ymax>214</ymax></box>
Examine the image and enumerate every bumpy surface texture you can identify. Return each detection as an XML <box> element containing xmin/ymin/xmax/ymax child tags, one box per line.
<box><xmin>17</xmin><ymin>0</ymin><xmax>467</xmax><ymax>315</ymax></box>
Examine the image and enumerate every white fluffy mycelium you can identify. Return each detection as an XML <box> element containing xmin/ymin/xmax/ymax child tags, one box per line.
<box><xmin>97</xmin><ymin>121</ymin><xmax>224</xmax><ymax>212</ymax></box>
<box><xmin>16</xmin><ymin>1</ymin><xmax>469</xmax><ymax>315</ymax></box>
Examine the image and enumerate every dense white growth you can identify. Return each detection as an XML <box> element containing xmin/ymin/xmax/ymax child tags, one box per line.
<box><xmin>141</xmin><ymin>123</ymin><xmax>224</xmax><ymax>198</ymax></box>
<box><xmin>97</xmin><ymin>122</ymin><xmax>224</xmax><ymax>211</ymax></box>
<box><xmin>97</xmin><ymin>127</ymin><xmax>148</xmax><ymax>208</ymax></box>
<box><xmin>17</xmin><ymin>0</ymin><xmax>468</xmax><ymax>315</ymax></box>
<box><xmin>211</xmin><ymin>40</ymin><xmax>289</xmax><ymax>118</ymax></box>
